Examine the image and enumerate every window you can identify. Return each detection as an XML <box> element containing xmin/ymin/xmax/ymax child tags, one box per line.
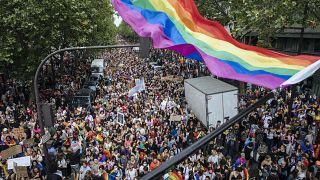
<box><xmin>315</xmin><ymin>39</ymin><xmax>320</xmax><ymax>52</ymax></box>
<box><xmin>271</xmin><ymin>38</ymin><xmax>276</xmax><ymax>48</ymax></box>
<box><xmin>275</xmin><ymin>38</ymin><xmax>286</xmax><ymax>50</ymax></box>
<box><xmin>250</xmin><ymin>36</ymin><xmax>258</xmax><ymax>46</ymax></box>
<box><xmin>302</xmin><ymin>39</ymin><xmax>314</xmax><ymax>52</ymax></box>
<box><xmin>285</xmin><ymin>38</ymin><xmax>299</xmax><ymax>51</ymax></box>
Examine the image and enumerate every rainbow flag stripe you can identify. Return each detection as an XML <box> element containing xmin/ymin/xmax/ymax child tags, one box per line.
<box><xmin>103</xmin><ymin>173</ymin><xmax>116</xmax><ymax>180</ymax></box>
<box><xmin>112</xmin><ymin>0</ymin><xmax>320</xmax><ymax>89</ymax></box>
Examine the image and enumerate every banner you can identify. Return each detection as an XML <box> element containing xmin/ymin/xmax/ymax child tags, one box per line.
<box><xmin>7</xmin><ymin>156</ymin><xmax>31</xmax><ymax>170</ymax></box>
<box><xmin>13</xmin><ymin>164</ymin><xmax>28</xmax><ymax>178</ymax></box>
<box><xmin>161</xmin><ymin>76</ymin><xmax>184</xmax><ymax>82</ymax></box>
<box><xmin>170</xmin><ymin>115</ymin><xmax>181</xmax><ymax>122</ymax></box>
<box><xmin>0</xmin><ymin>145</ymin><xmax>22</xmax><ymax>159</ymax></box>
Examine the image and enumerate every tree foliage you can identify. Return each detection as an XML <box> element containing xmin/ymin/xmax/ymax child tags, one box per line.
<box><xmin>195</xmin><ymin>0</ymin><xmax>320</xmax><ymax>47</ymax></box>
<box><xmin>0</xmin><ymin>0</ymin><xmax>116</xmax><ymax>79</ymax></box>
<box><xmin>117</xmin><ymin>21</ymin><xmax>139</xmax><ymax>43</ymax></box>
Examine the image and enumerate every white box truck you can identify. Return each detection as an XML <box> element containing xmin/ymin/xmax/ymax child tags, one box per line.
<box><xmin>184</xmin><ymin>76</ymin><xmax>238</xmax><ymax>128</ymax></box>
<box><xmin>91</xmin><ymin>59</ymin><xmax>105</xmax><ymax>78</ymax></box>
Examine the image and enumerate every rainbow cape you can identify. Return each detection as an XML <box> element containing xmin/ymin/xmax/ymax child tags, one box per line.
<box><xmin>112</xmin><ymin>0</ymin><xmax>320</xmax><ymax>89</ymax></box>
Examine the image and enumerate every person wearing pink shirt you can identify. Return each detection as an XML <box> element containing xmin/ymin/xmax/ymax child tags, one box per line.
<box><xmin>32</xmin><ymin>124</ymin><xmax>41</xmax><ymax>137</ymax></box>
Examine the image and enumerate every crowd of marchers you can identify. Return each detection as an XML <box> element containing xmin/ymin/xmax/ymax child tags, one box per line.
<box><xmin>0</xmin><ymin>48</ymin><xmax>319</xmax><ymax>180</ymax></box>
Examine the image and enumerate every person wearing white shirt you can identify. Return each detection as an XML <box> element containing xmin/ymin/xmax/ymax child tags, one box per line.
<box><xmin>183</xmin><ymin>164</ymin><xmax>193</xmax><ymax>180</ymax></box>
<box><xmin>57</xmin><ymin>155</ymin><xmax>68</xmax><ymax>177</ymax></box>
<box><xmin>126</xmin><ymin>164</ymin><xmax>138</xmax><ymax>180</ymax></box>
<box><xmin>79</xmin><ymin>162</ymin><xmax>91</xmax><ymax>180</ymax></box>
<box><xmin>208</xmin><ymin>149</ymin><xmax>219</xmax><ymax>165</ymax></box>
<box><xmin>263</xmin><ymin>114</ymin><xmax>272</xmax><ymax>128</ymax></box>
<box><xmin>189</xmin><ymin>154</ymin><xmax>197</xmax><ymax>162</ymax></box>
<box><xmin>139</xmin><ymin>162</ymin><xmax>149</xmax><ymax>174</ymax></box>
<box><xmin>202</xmin><ymin>170</ymin><xmax>215</xmax><ymax>180</ymax></box>
<box><xmin>85</xmin><ymin>114</ymin><xmax>94</xmax><ymax>127</ymax></box>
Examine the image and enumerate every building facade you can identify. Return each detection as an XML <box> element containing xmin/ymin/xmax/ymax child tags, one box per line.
<box><xmin>243</xmin><ymin>26</ymin><xmax>320</xmax><ymax>56</ymax></box>
<box><xmin>243</xmin><ymin>26</ymin><xmax>320</xmax><ymax>96</ymax></box>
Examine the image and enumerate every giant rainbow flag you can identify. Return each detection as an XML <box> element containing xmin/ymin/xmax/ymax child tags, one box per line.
<box><xmin>112</xmin><ymin>0</ymin><xmax>320</xmax><ymax>89</ymax></box>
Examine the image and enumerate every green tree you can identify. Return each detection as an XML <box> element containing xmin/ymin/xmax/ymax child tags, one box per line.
<box><xmin>195</xmin><ymin>0</ymin><xmax>319</xmax><ymax>47</ymax></box>
<box><xmin>0</xmin><ymin>0</ymin><xmax>116</xmax><ymax>79</ymax></box>
<box><xmin>117</xmin><ymin>21</ymin><xmax>139</xmax><ymax>43</ymax></box>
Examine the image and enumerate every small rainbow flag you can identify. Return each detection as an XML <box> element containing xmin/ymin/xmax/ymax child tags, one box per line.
<box><xmin>112</xmin><ymin>0</ymin><xmax>320</xmax><ymax>89</ymax></box>
<box><xmin>165</xmin><ymin>171</ymin><xmax>183</xmax><ymax>180</ymax></box>
<box><xmin>103</xmin><ymin>172</ymin><xmax>116</xmax><ymax>180</ymax></box>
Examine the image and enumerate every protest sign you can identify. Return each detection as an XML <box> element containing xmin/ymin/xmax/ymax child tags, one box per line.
<box><xmin>117</xmin><ymin>112</ymin><xmax>125</xmax><ymax>125</ymax></box>
<box><xmin>7</xmin><ymin>156</ymin><xmax>31</xmax><ymax>170</ymax></box>
<box><xmin>23</xmin><ymin>138</ymin><xmax>35</xmax><ymax>146</ymax></box>
<box><xmin>160</xmin><ymin>76</ymin><xmax>172</xmax><ymax>81</ymax></box>
<box><xmin>170</xmin><ymin>115</ymin><xmax>181</xmax><ymax>122</ymax></box>
<box><xmin>161</xmin><ymin>76</ymin><xmax>184</xmax><ymax>82</ymax></box>
<box><xmin>153</xmin><ymin>76</ymin><xmax>160</xmax><ymax>79</ymax></box>
<box><xmin>0</xmin><ymin>145</ymin><xmax>22</xmax><ymax>159</ymax></box>
<box><xmin>13</xmin><ymin>164</ymin><xmax>28</xmax><ymax>178</ymax></box>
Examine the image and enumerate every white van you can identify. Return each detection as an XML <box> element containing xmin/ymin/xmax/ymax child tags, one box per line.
<box><xmin>91</xmin><ymin>59</ymin><xmax>105</xmax><ymax>78</ymax></box>
<box><xmin>132</xmin><ymin>47</ymin><xmax>140</xmax><ymax>53</ymax></box>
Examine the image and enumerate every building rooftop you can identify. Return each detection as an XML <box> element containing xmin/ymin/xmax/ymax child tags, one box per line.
<box><xmin>185</xmin><ymin>76</ymin><xmax>238</xmax><ymax>95</ymax></box>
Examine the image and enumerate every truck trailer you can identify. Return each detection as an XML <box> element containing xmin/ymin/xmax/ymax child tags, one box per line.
<box><xmin>184</xmin><ymin>76</ymin><xmax>238</xmax><ymax>128</ymax></box>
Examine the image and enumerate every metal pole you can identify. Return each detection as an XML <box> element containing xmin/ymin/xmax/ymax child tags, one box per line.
<box><xmin>34</xmin><ymin>45</ymin><xmax>139</xmax><ymax>174</ymax></box>
<box><xmin>141</xmin><ymin>92</ymin><xmax>274</xmax><ymax>180</ymax></box>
